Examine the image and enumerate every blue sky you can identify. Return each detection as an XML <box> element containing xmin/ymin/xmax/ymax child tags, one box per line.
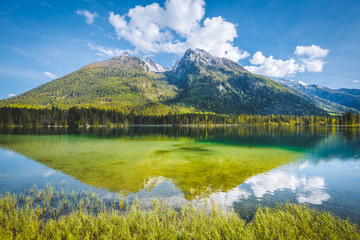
<box><xmin>1</xmin><ymin>0</ymin><xmax>359</xmax><ymax>99</ymax></box>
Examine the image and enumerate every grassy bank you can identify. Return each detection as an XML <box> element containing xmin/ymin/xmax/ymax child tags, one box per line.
<box><xmin>0</xmin><ymin>186</ymin><xmax>359</xmax><ymax>239</ymax></box>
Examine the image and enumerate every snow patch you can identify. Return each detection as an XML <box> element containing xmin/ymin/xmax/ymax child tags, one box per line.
<box><xmin>145</xmin><ymin>57</ymin><xmax>168</xmax><ymax>72</ymax></box>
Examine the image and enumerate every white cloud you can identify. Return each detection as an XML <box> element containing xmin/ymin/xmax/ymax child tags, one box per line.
<box><xmin>7</xmin><ymin>93</ymin><xmax>16</xmax><ymax>97</ymax></box>
<box><xmin>87</xmin><ymin>43</ymin><xmax>134</xmax><ymax>57</ymax></box>
<box><xmin>43</xmin><ymin>71</ymin><xmax>57</xmax><ymax>79</ymax></box>
<box><xmin>105</xmin><ymin>0</ymin><xmax>326</xmax><ymax>76</ymax></box>
<box><xmin>245</xmin><ymin>45</ymin><xmax>329</xmax><ymax>77</ymax></box>
<box><xmin>244</xmin><ymin>51</ymin><xmax>305</xmax><ymax>77</ymax></box>
<box><xmin>301</xmin><ymin>59</ymin><xmax>325</xmax><ymax>72</ymax></box>
<box><xmin>245</xmin><ymin>171</ymin><xmax>330</xmax><ymax>205</ymax></box>
<box><xmin>41</xmin><ymin>2</ymin><xmax>51</xmax><ymax>8</ymax></box>
<box><xmin>295</xmin><ymin>45</ymin><xmax>329</xmax><ymax>73</ymax></box>
<box><xmin>249</xmin><ymin>51</ymin><xmax>266</xmax><ymax>65</ymax></box>
<box><xmin>108</xmin><ymin>0</ymin><xmax>248</xmax><ymax>61</ymax></box>
<box><xmin>353</xmin><ymin>80</ymin><xmax>359</xmax><ymax>83</ymax></box>
<box><xmin>295</xmin><ymin>45</ymin><xmax>329</xmax><ymax>59</ymax></box>
<box><xmin>76</xmin><ymin>10</ymin><xmax>98</xmax><ymax>25</ymax></box>
<box><xmin>185</xmin><ymin>16</ymin><xmax>250</xmax><ymax>60</ymax></box>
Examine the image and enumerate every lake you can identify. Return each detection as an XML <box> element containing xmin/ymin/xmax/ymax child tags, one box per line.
<box><xmin>0</xmin><ymin>126</ymin><xmax>359</xmax><ymax>224</ymax></box>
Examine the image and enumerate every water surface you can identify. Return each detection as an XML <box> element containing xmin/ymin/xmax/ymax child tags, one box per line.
<box><xmin>0</xmin><ymin>126</ymin><xmax>359</xmax><ymax>223</ymax></box>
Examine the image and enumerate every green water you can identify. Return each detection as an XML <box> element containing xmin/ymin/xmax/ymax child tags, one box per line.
<box><xmin>1</xmin><ymin>126</ymin><xmax>359</xmax><ymax>224</ymax></box>
<box><xmin>0</xmin><ymin>132</ymin><xmax>302</xmax><ymax>200</ymax></box>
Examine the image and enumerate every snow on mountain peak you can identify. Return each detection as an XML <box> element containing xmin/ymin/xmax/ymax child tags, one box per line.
<box><xmin>145</xmin><ymin>57</ymin><xmax>168</xmax><ymax>73</ymax></box>
<box><xmin>274</xmin><ymin>78</ymin><xmax>310</xmax><ymax>89</ymax></box>
<box><xmin>170</xmin><ymin>48</ymin><xmax>226</xmax><ymax>75</ymax></box>
<box><xmin>112</xmin><ymin>52</ymin><xmax>133</xmax><ymax>62</ymax></box>
<box><xmin>112</xmin><ymin>49</ymin><xmax>238</xmax><ymax>74</ymax></box>
<box><xmin>182</xmin><ymin>48</ymin><xmax>224</xmax><ymax>67</ymax></box>
<box><xmin>298</xmin><ymin>81</ymin><xmax>308</xmax><ymax>86</ymax></box>
<box><xmin>111</xmin><ymin>53</ymin><xmax>167</xmax><ymax>73</ymax></box>
<box><xmin>169</xmin><ymin>48</ymin><xmax>245</xmax><ymax>80</ymax></box>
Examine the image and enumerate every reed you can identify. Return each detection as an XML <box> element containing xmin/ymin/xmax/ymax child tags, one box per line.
<box><xmin>0</xmin><ymin>186</ymin><xmax>359</xmax><ymax>239</ymax></box>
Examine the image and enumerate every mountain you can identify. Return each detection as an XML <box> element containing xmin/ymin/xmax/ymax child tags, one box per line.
<box><xmin>145</xmin><ymin>57</ymin><xmax>168</xmax><ymax>72</ymax></box>
<box><xmin>274</xmin><ymin>79</ymin><xmax>358</xmax><ymax>115</ymax></box>
<box><xmin>164</xmin><ymin>49</ymin><xmax>326</xmax><ymax>115</ymax></box>
<box><xmin>336</xmin><ymin>88</ymin><xmax>360</xmax><ymax>97</ymax></box>
<box><xmin>275</xmin><ymin>79</ymin><xmax>360</xmax><ymax>112</ymax></box>
<box><xmin>1</xmin><ymin>54</ymin><xmax>180</xmax><ymax>114</ymax></box>
<box><xmin>1</xmin><ymin>49</ymin><xmax>327</xmax><ymax>116</ymax></box>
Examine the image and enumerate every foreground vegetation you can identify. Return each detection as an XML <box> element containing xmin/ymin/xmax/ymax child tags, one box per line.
<box><xmin>1</xmin><ymin>106</ymin><xmax>359</xmax><ymax>127</ymax></box>
<box><xmin>0</xmin><ymin>186</ymin><xmax>359</xmax><ymax>239</ymax></box>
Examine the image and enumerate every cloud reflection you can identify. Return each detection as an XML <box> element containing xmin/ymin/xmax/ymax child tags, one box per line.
<box><xmin>43</xmin><ymin>169</ymin><xmax>56</xmax><ymax>177</ymax></box>
<box><xmin>6</xmin><ymin>150</ymin><xmax>14</xmax><ymax>155</ymax></box>
<box><xmin>245</xmin><ymin>171</ymin><xmax>330</xmax><ymax>205</ymax></box>
<box><xmin>209</xmin><ymin>188</ymin><xmax>252</xmax><ymax>207</ymax></box>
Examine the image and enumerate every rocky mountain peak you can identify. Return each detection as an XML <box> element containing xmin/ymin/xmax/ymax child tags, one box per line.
<box><xmin>114</xmin><ymin>52</ymin><xmax>131</xmax><ymax>59</ymax></box>
<box><xmin>145</xmin><ymin>57</ymin><xmax>168</xmax><ymax>72</ymax></box>
<box><xmin>181</xmin><ymin>48</ymin><xmax>224</xmax><ymax>67</ymax></box>
<box><xmin>94</xmin><ymin>53</ymin><xmax>168</xmax><ymax>73</ymax></box>
<box><xmin>170</xmin><ymin>48</ymin><xmax>244</xmax><ymax>80</ymax></box>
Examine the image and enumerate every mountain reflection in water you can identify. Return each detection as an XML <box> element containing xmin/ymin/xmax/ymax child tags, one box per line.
<box><xmin>0</xmin><ymin>126</ymin><xmax>359</xmax><ymax>223</ymax></box>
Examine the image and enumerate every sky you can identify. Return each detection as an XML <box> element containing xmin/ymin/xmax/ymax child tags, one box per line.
<box><xmin>1</xmin><ymin>0</ymin><xmax>360</xmax><ymax>99</ymax></box>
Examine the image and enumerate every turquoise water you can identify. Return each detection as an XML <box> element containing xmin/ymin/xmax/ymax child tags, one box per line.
<box><xmin>0</xmin><ymin>126</ymin><xmax>359</xmax><ymax>223</ymax></box>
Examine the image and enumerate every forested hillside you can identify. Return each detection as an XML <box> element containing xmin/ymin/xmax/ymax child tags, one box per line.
<box><xmin>1</xmin><ymin>106</ymin><xmax>359</xmax><ymax>127</ymax></box>
<box><xmin>0</xmin><ymin>55</ymin><xmax>184</xmax><ymax>115</ymax></box>
<box><xmin>0</xmin><ymin>49</ymin><xmax>330</xmax><ymax>116</ymax></box>
<box><xmin>166</xmin><ymin>49</ymin><xmax>326</xmax><ymax>115</ymax></box>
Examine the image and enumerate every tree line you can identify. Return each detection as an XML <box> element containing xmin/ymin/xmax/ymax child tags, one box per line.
<box><xmin>0</xmin><ymin>106</ymin><xmax>359</xmax><ymax>127</ymax></box>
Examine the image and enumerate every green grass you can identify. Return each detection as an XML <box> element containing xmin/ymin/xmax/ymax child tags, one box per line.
<box><xmin>0</xmin><ymin>185</ymin><xmax>359</xmax><ymax>239</ymax></box>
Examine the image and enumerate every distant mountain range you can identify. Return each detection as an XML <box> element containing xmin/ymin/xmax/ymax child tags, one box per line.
<box><xmin>274</xmin><ymin>79</ymin><xmax>360</xmax><ymax>114</ymax></box>
<box><xmin>1</xmin><ymin>49</ymin><xmax>358</xmax><ymax>115</ymax></box>
<box><xmin>337</xmin><ymin>88</ymin><xmax>360</xmax><ymax>97</ymax></box>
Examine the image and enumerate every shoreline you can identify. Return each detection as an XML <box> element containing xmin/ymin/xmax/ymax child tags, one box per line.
<box><xmin>1</xmin><ymin>187</ymin><xmax>359</xmax><ymax>239</ymax></box>
<box><xmin>1</xmin><ymin>123</ymin><xmax>360</xmax><ymax>128</ymax></box>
